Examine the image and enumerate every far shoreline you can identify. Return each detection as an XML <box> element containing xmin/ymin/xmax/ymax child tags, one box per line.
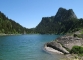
<box><xmin>0</xmin><ymin>33</ymin><xmax>22</xmax><ymax>36</ymax></box>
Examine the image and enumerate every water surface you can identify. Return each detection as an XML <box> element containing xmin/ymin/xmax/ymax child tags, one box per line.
<box><xmin>0</xmin><ymin>34</ymin><xmax>64</xmax><ymax>60</ymax></box>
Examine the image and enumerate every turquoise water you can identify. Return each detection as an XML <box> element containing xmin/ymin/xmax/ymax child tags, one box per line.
<box><xmin>0</xmin><ymin>34</ymin><xmax>64</xmax><ymax>60</ymax></box>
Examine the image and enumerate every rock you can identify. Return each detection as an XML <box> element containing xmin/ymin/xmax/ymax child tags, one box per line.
<box><xmin>56</xmin><ymin>36</ymin><xmax>83</xmax><ymax>50</ymax></box>
<box><xmin>46</xmin><ymin>41</ymin><xmax>69</xmax><ymax>54</ymax></box>
<box><xmin>45</xmin><ymin>35</ymin><xmax>83</xmax><ymax>54</ymax></box>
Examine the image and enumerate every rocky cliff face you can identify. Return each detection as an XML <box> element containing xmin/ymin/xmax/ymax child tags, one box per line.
<box><xmin>35</xmin><ymin>7</ymin><xmax>78</xmax><ymax>34</ymax></box>
<box><xmin>54</xmin><ymin>7</ymin><xmax>77</xmax><ymax>21</ymax></box>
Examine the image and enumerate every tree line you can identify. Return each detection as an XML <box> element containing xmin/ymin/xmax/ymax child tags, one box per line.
<box><xmin>0</xmin><ymin>11</ymin><xmax>30</xmax><ymax>34</ymax></box>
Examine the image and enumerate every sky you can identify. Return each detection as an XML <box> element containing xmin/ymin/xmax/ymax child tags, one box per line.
<box><xmin>0</xmin><ymin>0</ymin><xmax>83</xmax><ymax>28</ymax></box>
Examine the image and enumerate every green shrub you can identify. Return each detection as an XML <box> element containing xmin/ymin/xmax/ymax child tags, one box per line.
<box><xmin>70</xmin><ymin>46</ymin><xmax>83</xmax><ymax>55</ymax></box>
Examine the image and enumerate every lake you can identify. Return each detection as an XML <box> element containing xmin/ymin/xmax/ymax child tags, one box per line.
<box><xmin>0</xmin><ymin>34</ymin><xmax>64</xmax><ymax>60</ymax></box>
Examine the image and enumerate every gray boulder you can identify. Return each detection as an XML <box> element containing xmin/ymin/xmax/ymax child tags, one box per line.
<box><xmin>46</xmin><ymin>41</ymin><xmax>69</xmax><ymax>54</ymax></box>
<box><xmin>45</xmin><ymin>35</ymin><xmax>83</xmax><ymax>54</ymax></box>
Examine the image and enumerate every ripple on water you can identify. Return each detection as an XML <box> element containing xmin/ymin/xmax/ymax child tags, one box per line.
<box><xmin>0</xmin><ymin>34</ymin><xmax>63</xmax><ymax>60</ymax></box>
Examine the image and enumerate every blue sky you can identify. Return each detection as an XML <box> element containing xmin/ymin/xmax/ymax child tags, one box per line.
<box><xmin>0</xmin><ymin>0</ymin><xmax>83</xmax><ymax>28</ymax></box>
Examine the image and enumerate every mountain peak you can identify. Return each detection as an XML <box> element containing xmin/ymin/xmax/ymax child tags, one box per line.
<box><xmin>68</xmin><ymin>9</ymin><xmax>77</xmax><ymax>18</ymax></box>
<box><xmin>55</xmin><ymin>7</ymin><xmax>77</xmax><ymax>20</ymax></box>
<box><xmin>58</xmin><ymin>7</ymin><xmax>66</xmax><ymax>11</ymax></box>
<box><xmin>35</xmin><ymin>7</ymin><xmax>78</xmax><ymax>34</ymax></box>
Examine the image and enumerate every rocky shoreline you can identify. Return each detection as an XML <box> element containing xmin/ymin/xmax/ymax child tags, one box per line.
<box><xmin>44</xmin><ymin>35</ymin><xmax>83</xmax><ymax>60</ymax></box>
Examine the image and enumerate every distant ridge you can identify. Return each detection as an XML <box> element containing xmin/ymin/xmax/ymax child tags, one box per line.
<box><xmin>0</xmin><ymin>7</ymin><xmax>83</xmax><ymax>34</ymax></box>
<box><xmin>35</xmin><ymin>7</ymin><xmax>83</xmax><ymax>34</ymax></box>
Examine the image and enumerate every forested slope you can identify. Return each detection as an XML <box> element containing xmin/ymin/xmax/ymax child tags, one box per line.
<box><xmin>0</xmin><ymin>11</ymin><xmax>28</xmax><ymax>34</ymax></box>
<box><xmin>35</xmin><ymin>8</ymin><xmax>83</xmax><ymax>34</ymax></box>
